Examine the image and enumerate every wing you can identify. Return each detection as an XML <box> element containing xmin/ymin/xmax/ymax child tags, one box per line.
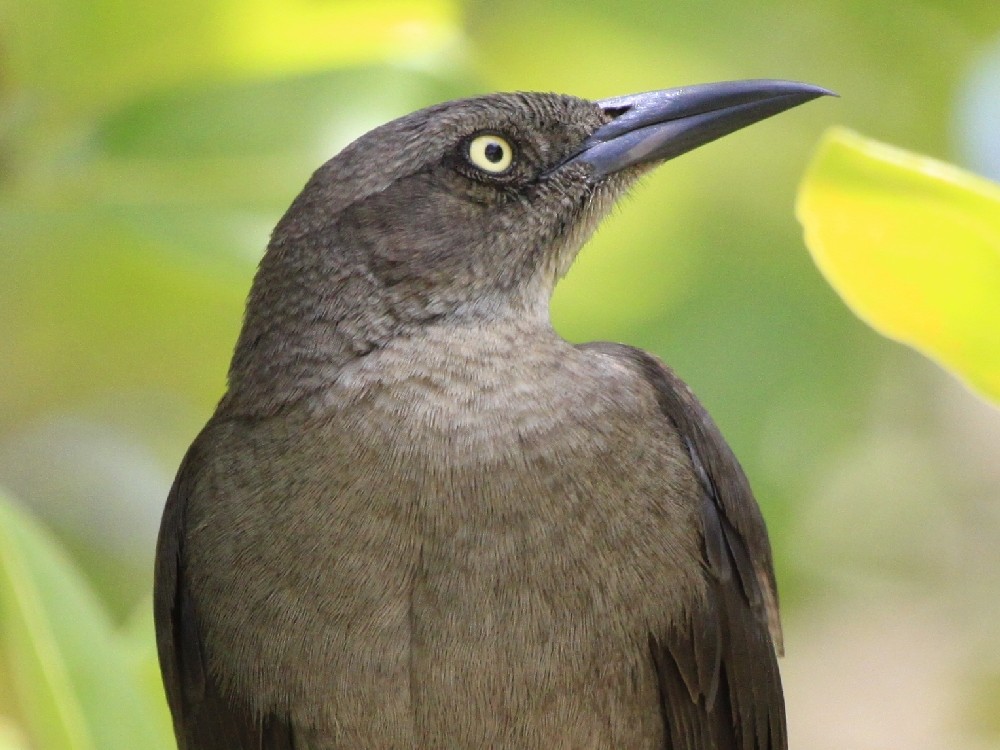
<box><xmin>581</xmin><ymin>343</ymin><xmax>786</xmax><ymax>750</ymax></box>
<box><xmin>154</xmin><ymin>430</ymin><xmax>298</xmax><ymax>750</ymax></box>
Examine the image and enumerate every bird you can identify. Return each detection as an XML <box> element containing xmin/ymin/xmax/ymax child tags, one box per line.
<box><xmin>154</xmin><ymin>79</ymin><xmax>830</xmax><ymax>749</ymax></box>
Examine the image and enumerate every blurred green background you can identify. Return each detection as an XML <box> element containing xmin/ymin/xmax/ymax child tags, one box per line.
<box><xmin>1</xmin><ymin>0</ymin><xmax>999</xmax><ymax>747</ymax></box>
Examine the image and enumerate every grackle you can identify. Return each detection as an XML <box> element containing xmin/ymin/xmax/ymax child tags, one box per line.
<box><xmin>155</xmin><ymin>79</ymin><xmax>831</xmax><ymax>749</ymax></box>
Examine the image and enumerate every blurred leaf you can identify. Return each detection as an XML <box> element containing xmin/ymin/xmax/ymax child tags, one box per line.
<box><xmin>121</xmin><ymin>600</ymin><xmax>172</xmax><ymax>743</ymax></box>
<box><xmin>80</xmin><ymin>67</ymin><xmax>481</xmax><ymax>210</ymax></box>
<box><xmin>0</xmin><ymin>66</ymin><xmax>480</xmax><ymax>440</ymax></box>
<box><xmin>0</xmin><ymin>489</ymin><xmax>171</xmax><ymax>750</ymax></box>
<box><xmin>797</xmin><ymin>127</ymin><xmax>1000</xmax><ymax>405</ymax></box>
<box><xmin>220</xmin><ymin>0</ymin><xmax>461</xmax><ymax>76</ymax></box>
<box><xmin>0</xmin><ymin>211</ymin><xmax>248</xmax><ymax>432</ymax></box>
<box><xmin>2</xmin><ymin>0</ymin><xmax>461</xmax><ymax>114</ymax></box>
<box><xmin>0</xmin><ymin>717</ymin><xmax>30</xmax><ymax>750</ymax></box>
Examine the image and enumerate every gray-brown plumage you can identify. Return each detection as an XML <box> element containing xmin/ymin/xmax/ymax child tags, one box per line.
<box><xmin>155</xmin><ymin>80</ymin><xmax>830</xmax><ymax>749</ymax></box>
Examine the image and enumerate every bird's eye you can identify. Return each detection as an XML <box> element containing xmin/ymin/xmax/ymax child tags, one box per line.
<box><xmin>466</xmin><ymin>133</ymin><xmax>514</xmax><ymax>174</ymax></box>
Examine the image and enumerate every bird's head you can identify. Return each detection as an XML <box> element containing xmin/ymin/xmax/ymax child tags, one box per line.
<box><xmin>228</xmin><ymin>80</ymin><xmax>830</xmax><ymax>409</ymax></box>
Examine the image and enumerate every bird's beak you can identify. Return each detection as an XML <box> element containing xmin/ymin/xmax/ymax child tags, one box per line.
<box><xmin>567</xmin><ymin>79</ymin><xmax>834</xmax><ymax>177</ymax></box>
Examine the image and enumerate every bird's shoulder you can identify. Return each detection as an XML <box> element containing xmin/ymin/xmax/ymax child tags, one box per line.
<box><xmin>577</xmin><ymin>340</ymin><xmax>787</xmax><ymax>750</ymax></box>
<box><xmin>154</xmin><ymin>427</ymin><xmax>300</xmax><ymax>749</ymax></box>
<box><xmin>577</xmin><ymin>340</ymin><xmax>782</xmax><ymax>637</ymax></box>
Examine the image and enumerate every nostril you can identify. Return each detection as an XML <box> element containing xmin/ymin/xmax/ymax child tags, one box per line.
<box><xmin>602</xmin><ymin>105</ymin><xmax>631</xmax><ymax>119</ymax></box>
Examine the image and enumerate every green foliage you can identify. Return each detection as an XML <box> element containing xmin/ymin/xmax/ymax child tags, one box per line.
<box><xmin>1</xmin><ymin>0</ymin><xmax>998</xmax><ymax>746</ymax></box>
<box><xmin>798</xmin><ymin>127</ymin><xmax>1000</xmax><ymax>405</ymax></box>
<box><xmin>0</xmin><ymin>489</ymin><xmax>171</xmax><ymax>749</ymax></box>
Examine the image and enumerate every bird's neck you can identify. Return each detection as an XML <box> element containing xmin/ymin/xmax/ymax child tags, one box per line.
<box><xmin>219</xmin><ymin>268</ymin><xmax>556</xmax><ymax>418</ymax></box>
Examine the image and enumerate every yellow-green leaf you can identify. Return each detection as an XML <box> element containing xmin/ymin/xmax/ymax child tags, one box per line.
<box><xmin>0</xmin><ymin>717</ymin><xmax>31</xmax><ymax>750</ymax></box>
<box><xmin>0</xmin><ymin>489</ymin><xmax>172</xmax><ymax>750</ymax></box>
<box><xmin>797</xmin><ymin>127</ymin><xmax>1000</xmax><ymax>404</ymax></box>
<box><xmin>120</xmin><ymin>599</ymin><xmax>173</xmax><ymax>742</ymax></box>
<box><xmin>3</xmin><ymin>0</ymin><xmax>461</xmax><ymax>114</ymax></box>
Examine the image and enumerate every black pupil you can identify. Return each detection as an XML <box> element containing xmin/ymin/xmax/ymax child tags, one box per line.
<box><xmin>484</xmin><ymin>142</ymin><xmax>505</xmax><ymax>163</ymax></box>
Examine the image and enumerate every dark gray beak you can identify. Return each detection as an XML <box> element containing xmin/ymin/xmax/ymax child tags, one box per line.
<box><xmin>568</xmin><ymin>79</ymin><xmax>834</xmax><ymax>177</ymax></box>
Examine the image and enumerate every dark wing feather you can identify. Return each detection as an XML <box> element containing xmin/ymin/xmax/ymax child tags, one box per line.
<box><xmin>154</xmin><ymin>431</ymin><xmax>298</xmax><ymax>750</ymax></box>
<box><xmin>581</xmin><ymin>343</ymin><xmax>786</xmax><ymax>750</ymax></box>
